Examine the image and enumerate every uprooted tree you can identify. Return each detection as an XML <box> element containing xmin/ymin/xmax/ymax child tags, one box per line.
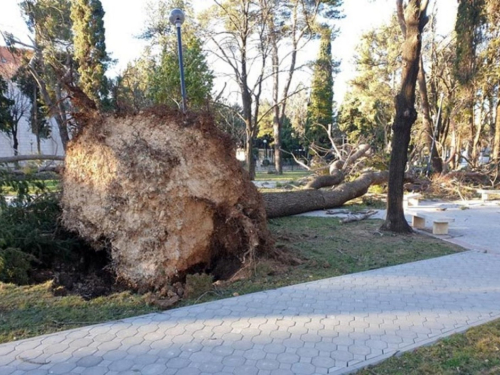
<box><xmin>61</xmin><ymin>109</ymin><xmax>273</xmax><ymax>291</ymax></box>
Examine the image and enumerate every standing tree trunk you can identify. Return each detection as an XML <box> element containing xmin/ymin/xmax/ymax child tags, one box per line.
<box><xmin>12</xmin><ymin>128</ymin><xmax>19</xmax><ymax>156</ymax></box>
<box><xmin>418</xmin><ymin>56</ymin><xmax>442</xmax><ymax>173</ymax></box>
<box><xmin>381</xmin><ymin>0</ymin><xmax>429</xmax><ymax>233</ymax></box>
<box><xmin>493</xmin><ymin>99</ymin><xmax>500</xmax><ymax>163</ymax></box>
<box><xmin>271</xmin><ymin>36</ymin><xmax>283</xmax><ymax>175</ymax></box>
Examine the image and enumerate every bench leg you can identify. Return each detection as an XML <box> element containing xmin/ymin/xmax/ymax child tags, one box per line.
<box><xmin>412</xmin><ymin>216</ymin><xmax>425</xmax><ymax>229</ymax></box>
<box><xmin>433</xmin><ymin>222</ymin><xmax>449</xmax><ymax>235</ymax></box>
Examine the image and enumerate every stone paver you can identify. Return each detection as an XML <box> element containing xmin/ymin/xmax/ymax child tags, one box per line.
<box><xmin>3</xmin><ymin>203</ymin><xmax>500</xmax><ymax>374</ymax></box>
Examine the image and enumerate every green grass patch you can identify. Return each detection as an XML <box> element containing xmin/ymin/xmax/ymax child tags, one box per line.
<box><xmin>255</xmin><ymin>170</ymin><xmax>310</xmax><ymax>181</ymax></box>
<box><xmin>0</xmin><ymin>216</ymin><xmax>464</xmax><ymax>344</ymax></box>
<box><xmin>0</xmin><ymin>282</ymin><xmax>159</xmax><ymax>344</ymax></box>
<box><xmin>180</xmin><ymin>217</ymin><xmax>463</xmax><ymax>304</ymax></box>
<box><xmin>357</xmin><ymin>319</ymin><xmax>500</xmax><ymax>375</ymax></box>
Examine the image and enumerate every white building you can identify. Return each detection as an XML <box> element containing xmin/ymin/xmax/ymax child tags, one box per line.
<box><xmin>0</xmin><ymin>46</ymin><xmax>64</xmax><ymax>159</ymax></box>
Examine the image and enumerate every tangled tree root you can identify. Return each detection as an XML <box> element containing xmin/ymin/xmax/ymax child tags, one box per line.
<box><xmin>61</xmin><ymin>108</ymin><xmax>272</xmax><ymax>291</ymax></box>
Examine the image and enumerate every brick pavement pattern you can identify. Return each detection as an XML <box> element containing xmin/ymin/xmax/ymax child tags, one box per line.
<box><xmin>2</xmin><ymin>250</ymin><xmax>500</xmax><ymax>375</ymax></box>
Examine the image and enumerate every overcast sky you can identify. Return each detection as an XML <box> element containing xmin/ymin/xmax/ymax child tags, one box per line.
<box><xmin>0</xmin><ymin>0</ymin><xmax>457</xmax><ymax>103</ymax></box>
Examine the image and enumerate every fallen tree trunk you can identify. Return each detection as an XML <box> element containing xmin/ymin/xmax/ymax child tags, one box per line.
<box><xmin>0</xmin><ymin>155</ymin><xmax>64</xmax><ymax>163</ymax></box>
<box><xmin>305</xmin><ymin>170</ymin><xmax>344</xmax><ymax>189</ymax></box>
<box><xmin>264</xmin><ymin>171</ymin><xmax>389</xmax><ymax>218</ymax></box>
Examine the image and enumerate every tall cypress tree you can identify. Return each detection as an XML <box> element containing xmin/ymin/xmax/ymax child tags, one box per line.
<box><xmin>454</xmin><ymin>0</ymin><xmax>485</xmax><ymax>163</ymax></box>
<box><xmin>71</xmin><ymin>0</ymin><xmax>109</xmax><ymax>108</ymax></box>
<box><xmin>306</xmin><ymin>27</ymin><xmax>334</xmax><ymax>148</ymax></box>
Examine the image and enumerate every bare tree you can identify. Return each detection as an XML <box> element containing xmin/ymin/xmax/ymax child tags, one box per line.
<box><xmin>1</xmin><ymin>80</ymin><xmax>31</xmax><ymax>156</ymax></box>
<box><xmin>201</xmin><ymin>0</ymin><xmax>273</xmax><ymax>179</ymax></box>
<box><xmin>268</xmin><ymin>0</ymin><xmax>342</xmax><ymax>174</ymax></box>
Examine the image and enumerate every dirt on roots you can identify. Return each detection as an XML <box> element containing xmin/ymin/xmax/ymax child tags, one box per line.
<box><xmin>61</xmin><ymin>108</ymin><xmax>273</xmax><ymax>292</ymax></box>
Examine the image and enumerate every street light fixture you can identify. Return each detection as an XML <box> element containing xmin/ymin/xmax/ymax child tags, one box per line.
<box><xmin>169</xmin><ymin>9</ymin><xmax>187</xmax><ymax>113</ymax></box>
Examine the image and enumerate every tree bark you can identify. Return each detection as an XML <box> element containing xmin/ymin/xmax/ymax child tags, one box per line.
<box><xmin>270</xmin><ymin>17</ymin><xmax>282</xmax><ymax>175</ymax></box>
<box><xmin>12</xmin><ymin>128</ymin><xmax>19</xmax><ymax>156</ymax></box>
<box><xmin>382</xmin><ymin>0</ymin><xmax>428</xmax><ymax>233</ymax></box>
<box><xmin>264</xmin><ymin>171</ymin><xmax>388</xmax><ymax>218</ymax></box>
<box><xmin>305</xmin><ymin>171</ymin><xmax>344</xmax><ymax>189</ymax></box>
<box><xmin>493</xmin><ymin>99</ymin><xmax>500</xmax><ymax>163</ymax></box>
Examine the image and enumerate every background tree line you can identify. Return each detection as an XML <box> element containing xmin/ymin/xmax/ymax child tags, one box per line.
<box><xmin>2</xmin><ymin>0</ymin><xmax>500</xmax><ymax>183</ymax></box>
<box><xmin>0</xmin><ymin>0</ymin><xmax>343</xmax><ymax>180</ymax></box>
<box><xmin>339</xmin><ymin>0</ymin><xmax>500</xmax><ymax>175</ymax></box>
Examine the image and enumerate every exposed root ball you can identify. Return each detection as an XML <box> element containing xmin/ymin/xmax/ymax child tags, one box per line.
<box><xmin>61</xmin><ymin>109</ymin><xmax>272</xmax><ymax>291</ymax></box>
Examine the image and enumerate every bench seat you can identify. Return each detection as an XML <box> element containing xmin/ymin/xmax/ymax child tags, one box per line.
<box><xmin>404</xmin><ymin>193</ymin><xmax>422</xmax><ymax>209</ymax></box>
<box><xmin>432</xmin><ymin>218</ymin><xmax>455</xmax><ymax>235</ymax></box>
<box><xmin>477</xmin><ymin>189</ymin><xmax>500</xmax><ymax>201</ymax></box>
<box><xmin>410</xmin><ymin>213</ymin><xmax>426</xmax><ymax>229</ymax></box>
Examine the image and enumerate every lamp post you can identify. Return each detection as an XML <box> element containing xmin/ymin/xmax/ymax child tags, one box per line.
<box><xmin>169</xmin><ymin>9</ymin><xmax>187</xmax><ymax>113</ymax></box>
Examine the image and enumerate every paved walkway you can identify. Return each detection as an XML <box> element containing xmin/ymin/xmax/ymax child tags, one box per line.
<box><xmin>2</xmin><ymin>202</ymin><xmax>500</xmax><ymax>375</ymax></box>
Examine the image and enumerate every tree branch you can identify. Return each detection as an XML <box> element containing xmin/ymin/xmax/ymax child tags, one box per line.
<box><xmin>0</xmin><ymin>155</ymin><xmax>64</xmax><ymax>163</ymax></box>
<box><xmin>396</xmin><ymin>0</ymin><xmax>407</xmax><ymax>37</ymax></box>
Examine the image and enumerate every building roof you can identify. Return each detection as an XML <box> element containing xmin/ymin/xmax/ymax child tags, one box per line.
<box><xmin>0</xmin><ymin>46</ymin><xmax>26</xmax><ymax>80</ymax></box>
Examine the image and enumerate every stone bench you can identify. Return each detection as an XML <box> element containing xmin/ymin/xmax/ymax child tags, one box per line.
<box><xmin>410</xmin><ymin>213</ymin><xmax>426</xmax><ymax>229</ymax></box>
<box><xmin>409</xmin><ymin>213</ymin><xmax>454</xmax><ymax>235</ymax></box>
<box><xmin>477</xmin><ymin>189</ymin><xmax>500</xmax><ymax>202</ymax></box>
<box><xmin>432</xmin><ymin>218</ymin><xmax>455</xmax><ymax>235</ymax></box>
<box><xmin>404</xmin><ymin>193</ymin><xmax>422</xmax><ymax>209</ymax></box>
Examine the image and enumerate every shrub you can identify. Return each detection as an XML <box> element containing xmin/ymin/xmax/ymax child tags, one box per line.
<box><xmin>0</xmin><ymin>169</ymin><xmax>82</xmax><ymax>282</ymax></box>
<box><xmin>0</xmin><ymin>247</ymin><xmax>34</xmax><ymax>285</ymax></box>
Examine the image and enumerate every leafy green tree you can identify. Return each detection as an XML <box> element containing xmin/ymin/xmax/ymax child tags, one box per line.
<box><xmin>71</xmin><ymin>0</ymin><xmax>110</xmax><ymax>108</ymax></box>
<box><xmin>484</xmin><ymin>0</ymin><xmax>500</xmax><ymax>161</ymax></box>
<box><xmin>338</xmin><ymin>16</ymin><xmax>401</xmax><ymax>152</ymax></box>
<box><xmin>306</xmin><ymin>27</ymin><xmax>335</xmax><ymax>149</ymax></box>
<box><xmin>454</xmin><ymin>0</ymin><xmax>485</xmax><ymax>164</ymax></box>
<box><xmin>15</xmin><ymin>0</ymin><xmax>74</xmax><ymax>149</ymax></box>
<box><xmin>133</xmin><ymin>0</ymin><xmax>212</xmax><ymax>110</ymax></box>
<box><xmin>112</xmin><ymin>53</ymin><xmax>155</xmax><ymax>112</ymax></box>
<box><xmin>149</xmin><ymin>35</ymin><xmax>213</xmax><ymax>109</ymax></box>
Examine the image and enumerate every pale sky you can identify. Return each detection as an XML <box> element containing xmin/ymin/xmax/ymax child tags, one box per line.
<box><xmin>0</xmin><ymin>0</ymin><xmax>457</xmax><ymax>103</ymax></box>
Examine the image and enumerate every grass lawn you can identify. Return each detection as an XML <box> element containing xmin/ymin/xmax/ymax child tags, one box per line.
<box><xmin>356</xmin><ymin>318</ymin><xmax>500</xmax><ymax>374</ymax></box>
<box><xmin>0</xmin><ymin>216</ymin><xmax>463</xmax><ymax>344</ymax></box>
<box><xmin>255</xmin><ymin>170</ymin><xmax>310</xmax><ymax>181</ymax></box>
<box><xmin>0</xmin><ymin>283</ymin><xmax>158</xmax><ymax>344</ymax></box>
